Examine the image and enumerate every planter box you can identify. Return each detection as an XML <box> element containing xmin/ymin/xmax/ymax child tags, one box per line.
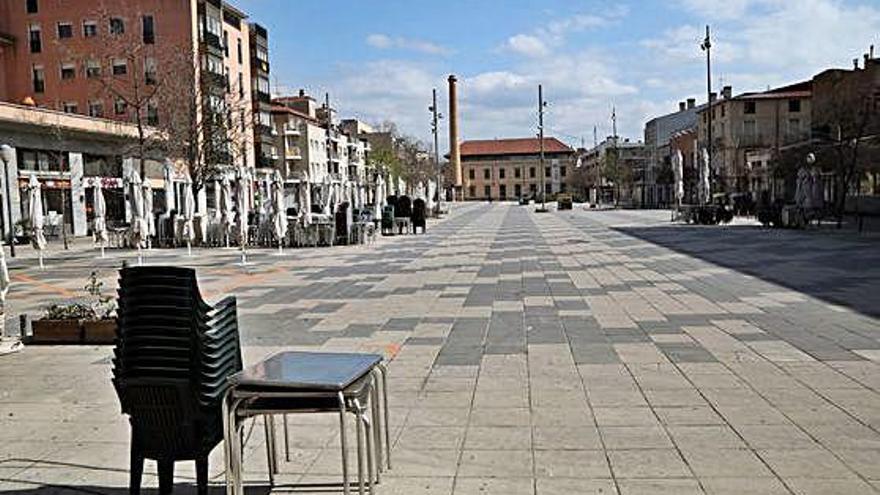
<box><xmin>30</xmin><ymin>319</ymin><xmax>116</xmax><ymax>344</ymax></box>
<box><xmin>83</xmin><ymin>320</ymin><xmax>117</xmax><ymax>344</ymax></box>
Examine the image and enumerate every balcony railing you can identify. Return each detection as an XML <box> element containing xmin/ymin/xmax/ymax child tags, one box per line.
<box><xmin>286</xmin><ymin>146</ymin><xmax>302</xmax><ymax>160</ymax></box>
<box><xmin>284</xmin><ymin>125</ymin><xmax>301</xmax><ymax>136</ymax></box>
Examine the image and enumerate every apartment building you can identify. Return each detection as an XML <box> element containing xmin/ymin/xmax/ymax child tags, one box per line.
<box><xmin>249</xmin><ymin>23</ymin><xmax>274</xmax><ymax>169</ymax></box>
<box><xmin>643</xmin><ymin>98</ymin><xmax>703</xmax><ymax>207</ymax></box>
<box><xmin>460</xmin><ymin>138</ymin><xmax>574</xmax><ymax>201</ymax></box>
<box><xmin>696</xmin><ymin>83</ymin><xmax>812</xmax><ymax>195</ymax></box>
<box><xmin>578</xmin><ymin>137</ymin><xmax>648</xmax><ymax>205</ymax></box>
<box><xmin>0</xmin><ymin>0</ymin><xmax>267</xmax><ymax>171</ymax></box>
<box><xmin>271</xmin><ymin>92</ymin><xmax>371</xmax><ymax>185</ymax></box>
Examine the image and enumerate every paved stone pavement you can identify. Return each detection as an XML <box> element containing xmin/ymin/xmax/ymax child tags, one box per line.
<box><xmin>1</xmin><ymin>203</ymin><xmax>880</xmax><ymax>494</ymax></box>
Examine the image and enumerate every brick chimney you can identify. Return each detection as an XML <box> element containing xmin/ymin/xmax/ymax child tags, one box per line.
<box><xmin>709</xmin><ymin>92</ymin><xmax>717</xmax><ymax>102</ymax></box>
<box><xmin>679</xmin><ymin>102</ymin><xmax>686</xmax><ymax>111</ymax></box>
<box><xmin>687</xmin><ymin>98</ymin><xmax>696</xmax><ymax>109</ymax></box>
<box><xmin>722</xmin><ymin>85</ymin><xmax>732</xmax><ymax>99</ymax></box>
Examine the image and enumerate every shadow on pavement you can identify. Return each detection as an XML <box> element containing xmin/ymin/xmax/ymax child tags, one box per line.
<box><xmin>614</xmin><ymin>223</ymin><xmax>880</xmax><ymax>319</ymax></box>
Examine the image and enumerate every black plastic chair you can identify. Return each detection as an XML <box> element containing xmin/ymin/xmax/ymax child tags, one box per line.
<box><xmin>396</xmin><ymin>196</ymin><xmax>412</xmax><ymax>219</ymax></box>
<box><xmin>412</xmin><ymin>199</ymin><xmax>426</xmax><ymax>234</ymax></box>
<box><xmin>112</xmin><ymin>266</ymin><xmax>242</xmax><ymax>495</ymax></box>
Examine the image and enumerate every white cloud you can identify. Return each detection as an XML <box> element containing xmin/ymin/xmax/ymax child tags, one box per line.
<box><xmin>365</xmin><ymin>33</ymin><xmax>452</xmax><ymax>56</ymax></box>
<box><xmin>505</xmin><ymin>34</ymin><xmax>550</xmax><ymax>58</ymax></box>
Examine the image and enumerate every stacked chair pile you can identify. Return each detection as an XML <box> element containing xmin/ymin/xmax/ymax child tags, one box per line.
<box><xmin>111</xmin><ymin>266</ymin><xmax>242</xmax><ymax>495</ymax></box>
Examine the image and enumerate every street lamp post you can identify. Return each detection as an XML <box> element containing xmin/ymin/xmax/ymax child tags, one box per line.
<box><xmin>536</xmin><ymin>84</ymin><xmax>548</xmax><ymax>212</ymax></box>
<box><xmin>429</xmin><ymin>89</ymin><xmax>443</xmax><ymax>216</ymax></box>
<box><xmin>701</xmin><ymin>25</ymin><xmax>713</xmax><ymax>202</ymax></box>
<box><xmin>0</xmin><ymin>145</ymin><xmax>15</xmax><ymax>258</ymax></box>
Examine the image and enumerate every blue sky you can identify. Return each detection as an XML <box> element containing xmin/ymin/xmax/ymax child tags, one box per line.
<box><xmin>236</xmin><ymin>0</ymin><xmax>880</xmax><ymax>150</ymax></box>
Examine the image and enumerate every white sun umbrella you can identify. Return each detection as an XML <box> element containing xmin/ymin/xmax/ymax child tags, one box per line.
<box><xmin>321</xmin><ymin>175</ymin><xmax>332</xmax><ymax>217</ymax></box>
<box><xmin>220</xmin><ymin>175</ymin><xmax>234</xmax><ymax>247</ymax></box>
<box><xmin>142</xmin><ymin>181</ymin><xmax>154</xmax><ymax>249</ymax></box>
<box><xmin>374</xmin><ymin>175</ymin><xmax>384</xmax><ymax>223</ymax></box>
<box><xmin>93</xmin><ymin>181</ymin><xmax>108</xmax><ymax>257</ymax></box>
<box><xmin>427</xmin><ymin>180</ymin><xmax>436</xmax><ymax>213</ymax></box>
<box><xmin>0</xmin><ymin>242</ymin><xmax>19</xmax><ymax>355</ymax></box>
<box><xmin>236</xmin><ymin>169</ymin><xmax>250</xmax><ymax>265</ymax></box>
<box><xmin>301</xmin><ymin>172</ymin><xmax>312</xmax><ymax>226</ymax></box>
<box><xmin>181</xmin><ymin>179</ymin><xmax>196</xmax><ymax>256</ymax></box>
<box><xmin>127</xmin><ymin>170</ymin><xmax>148</xmax><ymax>264</ymax></box>
<box><xmin>27</xmin><ymin>175</ymin><xmax>47</xmax><ymax>269</ymax></box>
<box><xmin>673</xmin><ymin>150</ymin><xmax>684</xmax><ymax>208</ymax></box>
<box><xmin>272</xmin><ymin>170</ymin><xmax>288</xmax><ymax>254</ymax></box>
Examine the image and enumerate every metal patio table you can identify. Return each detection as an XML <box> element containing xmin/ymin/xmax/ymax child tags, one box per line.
<box><xmin>223</xmin><ymin>351</ymin><xmax>389</xmax><ymax>495</ymax></box>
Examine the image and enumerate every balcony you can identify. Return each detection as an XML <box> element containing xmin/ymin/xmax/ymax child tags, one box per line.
<box><xmin>203</xmin><ymin>71</ymin><xmax>226</xmax><ymax>89</ymax></box>
<box><xmin>203</xmin><ymin>31</ymin><xmax>222</xmax><ymax>52</ymax></box>
<box><xmin>286</xmin><ymin>146</ymin><xmax>302</xmax><ymax>160</ymax></box>
<box><xmin>254</xmin><ymin>90</ymin><xmax>271</xmax><ymax>104</ymax></box>
<box><xmin>284</xmin><ymin>125</ymin><xmax>301</xmax><ymax>136</ymax></box>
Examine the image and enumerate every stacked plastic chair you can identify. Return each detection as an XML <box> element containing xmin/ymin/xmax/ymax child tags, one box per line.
<box><xmin>112</xmin><ymin>266</ymin><xmax>242</xmax><ymax>495</ymax></box>
<box><xmin>412</xmin><ymin>199</ymin><xmax>427</xmax><ymax>234</ymax></box>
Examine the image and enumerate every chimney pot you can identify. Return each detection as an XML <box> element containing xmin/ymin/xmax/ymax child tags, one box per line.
<box><xmin>871</xmin><ymin>45</ymin><xmax>875</xmax><ymax>59</ymax></box>
<box><xmin>299</xmin><ymin>89</ymin><xmax>305</xmax><ymax>97</ymax></box>
<box><xmin>722</xmin><ymin>85</ymin><xmax>732</xmax><ymax>99</ymax></box>
<box><xmin>679</xmin><ymin>102</ymin><xmax>686</xmax><ymax>111</ymax></box>
<box><xmin>687</xmin><ymin>98</ymin><xmax>696</xmax><ymax>109</ymax></box>
<box><xmin>709</xmin><ymin>92</ymin><xmax>717</xmax><ymax>102</ymax></box>
<box><xmin>854</xmin><ymin>58</ymin><xmax>860</xmax><ymax>69</ymax></box>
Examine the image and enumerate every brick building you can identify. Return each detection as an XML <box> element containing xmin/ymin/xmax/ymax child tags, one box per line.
<box><xmin>459</xmin><ymin>137</ymin><xmax>574</xmax><ymax>201</ymax></box>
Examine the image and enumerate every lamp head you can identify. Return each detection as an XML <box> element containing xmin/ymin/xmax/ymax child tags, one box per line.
<box><xmin>0</xmin><ymin>144</ymin><xmax>13</xmax><ymax>164</ymax></box>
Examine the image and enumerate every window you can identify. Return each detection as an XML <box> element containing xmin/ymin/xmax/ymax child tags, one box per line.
<box><xmin>514</xmin><ymin>167</ymin><xmax>521</xmax><ymax>179</ymax></box>
<box><xmin>499</xmin><ymin>184</ymin><xmax>507</xmax><ymax>199</ymax></box>
<box><xmin>259</xmin><ymin>110</ymin><xmax>271</xmax><ymax>128</ymax></box>
<box><xmin>142</xmin><ymin>15</ymin><xmax>154</xmax><ymax>44</ymax></box>
<box><xmin>529</xmin><ymin>167</ymin><xmax>536</xmax><ymax>178</ymax></box>
<box><xmin>484</xmin><ymin>185</ymin><xmax>491</xmax><ymax>198</ymax></box>
<box><xmin>85</xmin><ymin>60</ymin><xmax>100</xmax><ymax>78</ymax></box>
<box><xmin>256</xmin><ymin>75</ymin><xmax>269</xmax><ymax>94</ymax></box>
<box><xmin>530</xmin><ymin>183</ymin><xmax>537</xmax><ymax>193</ymax></box>
<box><xmin>32</xmin><ymin>65</ymin><xmax>44</xmax><ymax>93</ymax></box>
<box><xmin>147</xmin><ymin>104</ymin><xmax>159</xmax><ymax>126</ymax></box>
<box><xmin>743</xmin><ymin>119</ymin><xmax>757</xmax><ymax>140</ymax></box>
<box><xmin>514</xmin><ymin>184</ymin><xmax>521</xmax><ymax>197</ymax></box>
<box><xmin>144</xmin><ymin>57</ymin><xmax>157</xmax><ymax>85</ymax></box>
<box><xmin>498</xmin><ymin>168</ymin><xmax>505</xmax><ymax>179</ymax></box>
<box><xmin>468</xmin><ymin>186</ymin><xmax>476</xmax><ymax>198</ymax></box>
<box><xmin>238</xmin><ymin>73</ymin><xmax>244</xmax><ymax>98</ymax></box>
<box><xmin>545</xmin><ymin>183</ymin><xmax>552</xmax><ymax>195</ymax></box>
<box><xmin>57</xmin><ymin>22</ymin><xmax>73</xmax><ymax>39</ymax></box>
<box><xmin>88</xmin><ymin>100</ymin><xmax>103</xmax><ymax>118</ymax></box>
<box><xmin>62</xmin><ymin>101</ymin><xmax>77</xmax><ymax>113</ymax></box>
<box><xmin>112</xmin><ymin>58</ymin><xmax>127</xmax><ymax>75</ymax></box>
<box><xmin>255</xmin><ymin>46</ymin><xmax>268</xmax><ymax>63</ymax></box>
<box><xmin>545</xmin><ymin>166</ymin><xmax>551</xmax><ymax>177</ymax></box>
<box><xmin>721</xmin><ymin>105</ymin><xmax>726</xmax><ymax>118</ymax></box>
<box><xmin>114</xmin><ymin>98</ymin><xmax>127</xmax><ymax>115</ymax></box>
<box><xmin>483</xmin><ymin>168</ymin><xmax>490</xmax><ymax>180</ymax></box>
<box><xmin>26</xmin><ymin>0</ymin><xmax>38</xmax><ymax>14</ymax></box>
<box><xmin>237</xmin><ymin>39</ymin><xmax>242</xmax><ymax>64</ymax></box>
<box><xmin>222</xmin><ymin>30</ymin><xmax>228</xmax><ymax>56</ymax></box>
<box><xmin>83</xmin><ymin>20</ymin><xmax>97</xmax><ymax>37</ymax></box>
<box><xmin>109</xmin><ymin>17</ymin><xmax>124</xmax><ymax>35</ymax></box>
<box><xmin>560</xmin><ymin>166</ymin><xmax>567</xmax><ymax>177</ymax></box>
<box><xmin>60</xmin><ymin>62</ymin><xmax>76</xmax><ymax>80</ymax></box>
<box><xmin>744</xmin><ymin>101</ymin><xmax>756</xmax><ymax>114</ymax></box>
<box><xmin>29</xmin><ymin>25</ymin><xmax>41</xmax><ymax>53</ymax></box>
<box><xmin>468</xmin><ymin>169</ymin><xmax>475</xmax><ymax>180</ymax></box>
<box><xmin>788</xmin><ymin>118</ymin><xmax>801</xmax><ymax>137</ymax></box>
<box><xmin>788</xmin><ymin>99</ymin><xmax>801</xmax><ymax>113</ymax></box>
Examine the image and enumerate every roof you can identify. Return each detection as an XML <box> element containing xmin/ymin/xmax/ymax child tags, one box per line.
<box><xmin>460</xmin><ymin>137</ymin><xmax>573</xmax><ymax>157</ymax></box>
<box><xmin>270</xmin><ymin>105</ymin><xmax>320</xmax><ymax>124</ymax></box>
<box><xmin>735</xmin><ymin>80</ymin><xmax>812</xmax><ymax>101</ymax></box>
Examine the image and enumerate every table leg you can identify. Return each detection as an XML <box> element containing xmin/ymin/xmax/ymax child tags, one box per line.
<box><xmin>380</xmin><ymin>363</ymin><xmax>391</xmax><ymax>469</ymax></box>
<box><xmin>354</xmin><ymin>398</ymin><xmax>365</xmax><ymax>495</ymax></box>
<box><xmin>338</xmin><ymin>392</ymin><xmax>350</xmax><ymax>495</ymax></box>
<box><xmin>222</xmin><ymin>390</ymin><xmax>233</xmax><ymax>495</ymax></box>
<box><xmin>263</xmin><ymin>416</ymin><xmax>275</xmax><ymax>487</ymax></box>
<box><xmin>371</xmin><ymin>370</ymin><xmax>382</xmax><ymax>480</ymax></box>
<box><xmin>283</xmin><ymin>414</ymin><xmax>291</xmax><ymax>462</ymax></box>
<box><xmin>364</xmin><ymin>399</ymin><xmax>375</xmax><ymax>493</ymax></box>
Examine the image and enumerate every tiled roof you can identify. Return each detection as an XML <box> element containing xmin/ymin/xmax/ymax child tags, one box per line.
<box><xmin>460</xmin><ymin>137</ymin><xmax>573</xmax><ymax>156</ymax></box>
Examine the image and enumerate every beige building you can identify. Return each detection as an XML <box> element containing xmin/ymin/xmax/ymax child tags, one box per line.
<box><xmin>460</xmin><ymin>137</ymin><xmax>574</xmax><ymax>201</ymax></box>
<box><xmin>697</xmin><ymin>82</ymin><xmax>812</xmax><ymax>195</ymax></box>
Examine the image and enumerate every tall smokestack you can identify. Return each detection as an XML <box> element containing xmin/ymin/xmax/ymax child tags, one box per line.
<box><xmin>448</xmin><ymin>75</ymin><xmax>462</xmax><ymax>198</ymax></box>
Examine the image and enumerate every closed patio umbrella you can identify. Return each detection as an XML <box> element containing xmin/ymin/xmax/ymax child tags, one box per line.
<box><xmin>127</xmin><ymin>169</ymin><xmax>148</xmax><ymax>266</ymax></box>
<box><xmin>220</xmin><ymin>175</ymin><xmax>234</xmax><ymax>247</ymax></box>
<box><xmin>27</xmin><ymin>175</ymin><xmax>47</xmax><ymax>269</ymax></box>
<box><xmin>374</xmin><ymin>175</ymin><xmax>384</xmax><ymax>223</ymax></box>
<box><xmin>236</xmin><ymin>169</ymin><xmax>250</xmax><ymax>264</ymax></box>
<box><xmin>142</xmin><ymin>181</ymin><xmax>154</xmax><ymax>248</ymax></box>
<box><xmin>93</xmin><ymin>181</ymin><xmax>108</xmax><ymax>257</ymax></box>
<box><xmin>301</xmin><ymin>172</ymin><xmax>312</xmax><ymax>226</ymax></box>
<box><xmin>673</xmin><ymin>150</ymin><xmax>684</xmax><ymax>208</ymax></box>
<box><xmin>272</xmin><ymin>170</ymin><xmax>288</xmax><ymax>254</ymax></box>
<box><xmin>321</xmin><ymin>175</ymin><xmax>332</xmax><ymax>217</ymax></box>
<box><xmin>181</xmin><ymin>180</ymin><xmax>196</xmax><ymax>256</ymax></box>
<box><xmin>0</xmin><ymin>242</ymin><xmax>19</xmax><ymax>355</ymax></box>
<box><xmin>427</xmin><ymin>181</ymin><xmax>436</xmax><ymax>213</ymax></box>
<box><xmin>700</xmin><ymin>148</ymin><xmax>710</xmax><ymax>205</ymax></box>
